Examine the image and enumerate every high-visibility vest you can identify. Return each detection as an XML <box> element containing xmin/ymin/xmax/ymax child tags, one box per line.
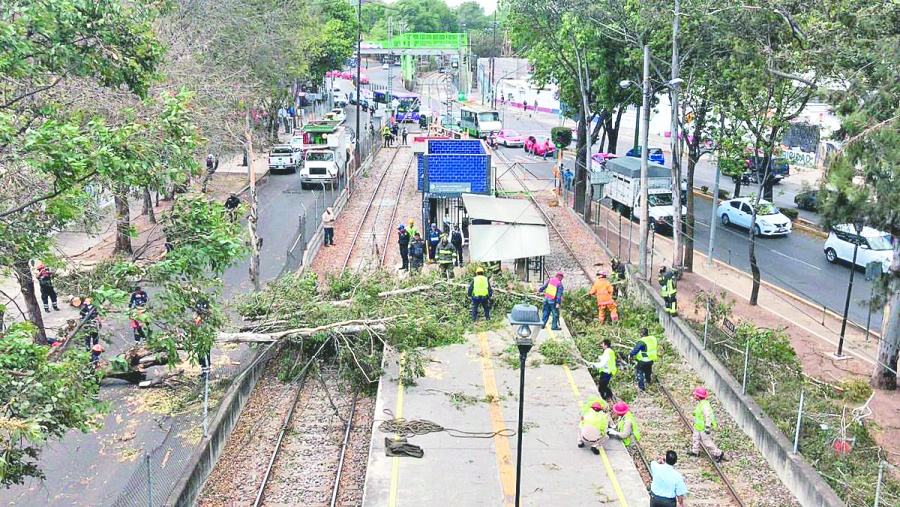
<box><xmin>544</xmin><ymin>277</ymin><xmax>561</xmax><ymax>301</ymax></box>
<box><xmin>437</xmin><ymin>245</ymin><xmax>455</xmax><ymax>263</ymax></box>
<box><xmin>693</xmin><ymin>399</ymin><xmax>718</xmax><ymax>432</ymax></box>
<box><xmin>659</xmin><ymin>274</ymin><xmax>677</xmax><ymax>297</ymax></box>
<box><xmin>601</xmin><ymin>348</ymin><xmax>618</xmax><ymax>376</ymax></box>
<box><xmin>618</xmin><ymin>412</ymin><xmax>641</xmax><ymax>446</ymax></box>
<box><xmin>581</xmin><ymin>409</ymin><xmax>609</xmax><ymax>434</ymax></box>
<box><xmin>472</xmin><ymin>275</ymin><xmax>489</xmax><ymax>297</ymax></box>
<box><xmin>591</xmin><ymin>279</ymin><xmax>615</xmax><ymax>305</ymax></box>
<box><xmin>581</xmin><ymin>397</ymin><xmax>608</xmax><ymax>414</ymax></box>
<box><xmin>637</xmin><ymin>335</ymin><xmax>659</xmax><ymax>362</ymax></box>
<box><xmin>408</xmin><ymin>225</ymin><xmax>418</xmax><ymax>239</ymax></box>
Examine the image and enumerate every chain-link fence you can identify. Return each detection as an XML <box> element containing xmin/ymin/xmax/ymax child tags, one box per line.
<box><xmin>111</xmin><ymin>348</ymin><xmax>252</xmax><ymax>507</ymax></box>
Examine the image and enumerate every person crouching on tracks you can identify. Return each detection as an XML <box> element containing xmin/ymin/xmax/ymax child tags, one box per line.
<box><xmin>588</xmin><ymin>271</ymin><xmax>619</xmax><ymax>324</ymax></box>
<box><xmin>537</xmin><ymin>271</ymin><xmax>564</xmax><ymax>330</ymax></box>
<box><xmin>409</xmin><ymin>233</ymin><xmax>425</xmax><ymax>272</ymax></box>
<box><xmin>607</xmin><ymin>402</ymin><xmax>641</xmax><ymax>447</ymax></box>
<box><xmin>436</xmin><ymin>235</ymin><xmax>457</xmax><ymax>279</ymax></box>
<box><xmin>468</xmin><ymin>266</ymin><xmax>492</xmax><ymax>321</ymax></box>
<box><xmin>577</xmin><ymin>400</ymin><xmax>609</xmax><ymax>455</ymax></box>
<box><xmin>689</xmin><ymin>387</ymin><xmax>726</xmax><ymax>462</ymax></box>
<box><xmin>629</xmin><ymin>327</ymin><xmax>658</xmax><ymax>392</ymax></box>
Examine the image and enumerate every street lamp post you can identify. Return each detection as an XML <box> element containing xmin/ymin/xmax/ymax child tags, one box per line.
<box><xmin>355</xmin><ymin>0</ymin><xmax>362</xmax><ymax>177</ymax></box>
<box><xmin>836</xmin><ymin>220</ymin><xmax>865</xmax><ymax>358</ymax></box>
<box><xmin>507</xmin><ymin>304</ymin><xmax>541</xmax><ymax>507</ymax></box>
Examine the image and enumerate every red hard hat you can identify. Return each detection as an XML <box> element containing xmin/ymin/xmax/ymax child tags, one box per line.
<box><xmin>693</xmin><ymin>387</ymin><xmax>708</xmax><ymax>399</ymax></box>
<box><xmin>590</xmin><ymin>402</ymin><xmax>603</xmax><ymax>411</ymax></box>
<box><xmin>556</xmin><ymin>271</ymin><xmax>564</xmax><ymax>278</ymax></box>
<box><xmin>613</xmin><ymin>402</ymin><xmax>629</xmax><ymax>416</ymax></box>
<box><xmin>91</xmin><ymin>344</ymin><xmax>104</xmax><ymax>354</ymax></box>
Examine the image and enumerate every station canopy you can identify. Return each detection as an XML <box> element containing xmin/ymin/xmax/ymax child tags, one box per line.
<box><xmin>462</xmin><ymin>194</ymin><xmax>550</xmax><ymax>262</ymax></box>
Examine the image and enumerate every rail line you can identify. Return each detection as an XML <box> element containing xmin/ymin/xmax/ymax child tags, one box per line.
<box><xmin>330</xmin><ymin>391</ymin><xmax>359</xmax><ymax>507</ymax></box>
<box><xmin>500</xmin><ymin>158</ymin><xmax>745</xmax><ymax>506</ymax></box>
<box><xmin>379</xmin><ymin>153</ymin><xmax>415</xmax><ymax>267</ymax></box>
<box><xmin>341</xmin><ymin>148</ymin><xmax>401</xmax><ymax>272</ymax></box>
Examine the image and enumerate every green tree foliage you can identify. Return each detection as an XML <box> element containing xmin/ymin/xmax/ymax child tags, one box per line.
<box><xmin>0</xmin><ymin>323</ymin><xmax>101</xmax><ymax>487</ymax></box>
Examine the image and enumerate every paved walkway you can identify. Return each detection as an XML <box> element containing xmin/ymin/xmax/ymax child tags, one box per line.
<box><xmin>363</xmin><ymin>327</ymin><xmax>647</xmax><ymax>507</ymax></box>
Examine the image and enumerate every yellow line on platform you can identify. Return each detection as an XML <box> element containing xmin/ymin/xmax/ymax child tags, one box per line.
<box><xmin>563</xmin><ymin>363</ymin><xmax>630</xmax><ymax>507</ymax></box>
<box><xmin>388</xmin><ymin>352</ymin><xmax>407</xmax><ymax>507</ymax></box>
<box><xmin>477</xmin><ymin>331</ymin><xmax>517</xmax><ymax>507</ymax></box>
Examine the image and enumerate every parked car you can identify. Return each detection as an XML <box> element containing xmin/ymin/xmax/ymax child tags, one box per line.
<box><xmin>824</xmin><ymin>225</ymin><xmax>893</xmax><ymax>273</ymax></box>
<box><xmin>716</xmin><ymin>198</ymin><xmax>792</xmax><ymax>236</ymax></box>
<box><xmin>590</xmin><ymin>152</ymin><xmax>618</xmax><ymax>171</ymax></box>
<box><xmin>794</xmin><ymin>189</ymin><xmax>819</xmax><ymax>211</ymax></box>
<box><xmin>268</xmin><ymin>145</ymin><xmax>298</xmax><ymax>174</ymax></box>
<box><xmin>382</xmin><ymin>63</ymin><xmax>390</xmax><ymax>70</ymax></box>
<box><xmin>525</xmin><ymin>136</ymin><xmax>556</xmax><ymax>157</ymax></box>
<box><xmin>325</xmin><ymin>108</ymin><xmax>346</xmax><ymax>124</ymax></box>
<box><xmin>625</xmin><ymin>146</ymin><xmax>665</xmax><ymax>165</ymax></box>
<box><xmin>495</xmin><ymin>129</ymin><xmax>526</xmax><ymax>147</ymax></box>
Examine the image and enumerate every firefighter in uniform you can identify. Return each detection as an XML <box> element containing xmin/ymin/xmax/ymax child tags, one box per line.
<box><xmin>588</xmin><ymin>271</ymin><xmax>619</xmax><ymax>324</ymax></box>
<box><xmin>658</xmin><ymin>266</ymin><xmax>678</xmax><ymax>315</ymax></box>
<box><xmin>467</xmin><ymin>266</ymin><xmax>492</xmax><ymax>321</ymax></box>
<box><xmin>436</xmin><ymin>236</ymin><xmax>457</xmax><ymax>279</ymax></box>
<box><xmin>608</xmin><ymin>402</ymin><xmax>641</xmax><ymax>447</ymax></box>
<box><xmin>629</xmin><ymin>327</ymin><xmax>658</xmax><ymax>391</ymax></box>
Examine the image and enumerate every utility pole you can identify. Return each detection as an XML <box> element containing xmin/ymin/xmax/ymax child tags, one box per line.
<box><xmin>638</xmin><ymin>45</ymin><xmax>651</xmax><ymax>279</ymax></box>
<box><xmin>490</xmin><ymin>11</ymin><xmax>497</xmax><ymax>108</ymax></box>
<box><xmin>388</xmin><ymin>18</ymin><xmax>394</xmax><ymax>106</ymax></box>
<box><xmin>670</xmin><ymin>0</ymin><xmax>683</xmax><ymax>269</ymax></box>
<box><xmin>245</xmin><ymin>118</ymin><xmax>260</xmax><ymax>291</ymax></box>
<box><xmin>708</xmin><ymin>111</ymin><xmax>724</xmax><ymax>265</ymax></box>
<box><xmin>355</xmin><ymin>0</ymin><xmax>362</xmax><ymax>174</ymax></box>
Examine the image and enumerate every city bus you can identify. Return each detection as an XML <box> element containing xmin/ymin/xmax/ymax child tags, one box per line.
<box><xmin>459</xmin><ymin>106</ymin><xmax>502</xmax><ymax>139</ymax></box>
<box><xmin>372</xmin><ymin>90</ymin><xmax>421</xmax><ymax>122</ymax></box>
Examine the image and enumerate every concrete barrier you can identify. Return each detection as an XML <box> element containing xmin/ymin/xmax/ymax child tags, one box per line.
<box><xmin>165</xmin><ymin>342</ymin><xmax>280</xmax><ymax>507</ymax></box>
<box><xmin>631</xmin><ymin>278</ymin><xmax>844</xmax><ymax>507</ymax></box>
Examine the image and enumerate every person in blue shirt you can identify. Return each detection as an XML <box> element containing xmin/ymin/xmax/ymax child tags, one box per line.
<box><xmin>649</xmin><ymin>450</ymin><xmax>687</xmax><ymax>507</ymax></box>
<box><xmin>427</xmin><ymin>223</ymin><xmax>440</xmax><ymax>262</ymax></box>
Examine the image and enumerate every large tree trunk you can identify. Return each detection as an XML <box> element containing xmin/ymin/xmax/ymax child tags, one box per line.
<box><xmin>872</xmin><ymin>245</ymin><xmax>900</xmax><ymax>390</ymax></box>
<box><xmin>607</xmin><ymin>108</ymin><xmax>625</xmax><ymax>154</ymax></box>
<box><xmin>14</xmin><ymin>259</ymin><xmax>46</xmax><ymax>343</ymax></box>
<box><xmin>142</xmin><ymin>187</ymin><xmax>156</xmax><ymax>224</ymax></box>
<box><xmin>683</xmin><ymin>104</ymin><xmax>707</xmax><ymax>273</ymax></box>
<box><xmin>114</xmin><ymin>186</ymin><xmax>132</xmax><ymax>255</ymax></box>
<box><xmin>573</xmin><ymin>116</ymin><xmax>588</xmax><ymax>215</ymax></box>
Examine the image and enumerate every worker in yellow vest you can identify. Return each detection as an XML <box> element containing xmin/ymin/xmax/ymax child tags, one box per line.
<box><xmin>588</xmin><ymin>339</ymin><xmax>617</xmax><ymax>402</ymax></box>
<box><xmin>467</xmin><ymin>266</ymin><xmax>492</xmax><ymax>321</ymax></box>
<box><xmin>658</xmin><ymin>266</ymin><xmax>678</xmax><ymax>315</ymax></box>
<box><xmin>577</xmin><ymin>400</ymin><xmax>609</xmax><ymax>455</ymax></box>
<box><xmin>628</xmin><ymin>327</ymin><xmax>659</xmax><ymax>392</ymax></box>
<box><xmin>689</xmin><ymin>387</ymin><xmax>726</xmax><ymax>462</ymax></box>
<box><xmin>608</xmin><ymin>402</ymin><xmax>641</xmax><ymax>447</ymax></box>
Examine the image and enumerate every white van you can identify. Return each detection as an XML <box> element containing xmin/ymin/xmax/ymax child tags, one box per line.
<box><xmin>824</xmin><ymin>224</ymin><xmax>893</xmax><ymax>274</ymax></box>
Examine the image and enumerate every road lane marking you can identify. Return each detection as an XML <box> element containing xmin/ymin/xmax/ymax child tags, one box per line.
<box><xmin>477</xmin><ymin>331</ymin><xmax>517</xmax><ymax>506</ymax></box>
<box><xmin>771</xmin><ymin>249</ymin><xmax>821</xmax><ymax>270</ymax></box>
<box><xmin>388</xmin><ymin>352</ymin><xmax>406</xmax><ymax>507</ymax></box>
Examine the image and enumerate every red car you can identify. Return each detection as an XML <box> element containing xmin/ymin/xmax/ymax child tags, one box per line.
<box><xmin>525</xmin><ymin>136</ymin><xmax>557</xmax><ymax>157</ymax></box>
<box><xmin>495</xmin><ymin>129</ymin><xmax>526</xmax><ymax>147</ymax></box>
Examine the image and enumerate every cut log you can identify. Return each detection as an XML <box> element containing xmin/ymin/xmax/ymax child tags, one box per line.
<box><xmin>217</xmin><ymin>318</ymin><xmax>396</xmax><ymax>343</ymax></box>
<box><xmin>139</xmin><ymin>369</ymin><xmax>184</xmax><ymax>388</ymax></box>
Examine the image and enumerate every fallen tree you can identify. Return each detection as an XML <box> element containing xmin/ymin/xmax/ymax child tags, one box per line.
<box><xmin>218</xmin><ymin>319</ymin><xmax>392</xmax><ymax>343</ymax></box>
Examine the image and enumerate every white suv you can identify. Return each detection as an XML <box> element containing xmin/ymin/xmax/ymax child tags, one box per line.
<box><xmin>823</xmin><ymin>224</ymin><xmax>893</xmax><ymax>274</ymax></box>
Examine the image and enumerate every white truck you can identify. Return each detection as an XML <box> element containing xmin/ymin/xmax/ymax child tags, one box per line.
<box><xmin>268</xmin><ymin>144</ymin><xmax>299</xmax><ymax>173</ymax></box>
<box><xmin>299</xmin><ymin>128</ymin><xmax>349</xmax><ymax>189</ymax></box>
<box><xmin>601</xmin><ymin>156</ymin><xmax>685</xmax><ymax>233</ymax></box>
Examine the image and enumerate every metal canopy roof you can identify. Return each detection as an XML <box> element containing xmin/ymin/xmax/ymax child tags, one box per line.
<box><xmin>461</xmin><ymin>194</ymin><xmax>544</xmax><ymax>225</ymax></box>
<box><xmin>468</xmin><ymin>224</ymin><xmax>550</xmax><ymax>263</ymax></box>
<box><xmin>605</xmin><ymin>156</ymin><xmax>670</xmax><ymax>179</ymax></box>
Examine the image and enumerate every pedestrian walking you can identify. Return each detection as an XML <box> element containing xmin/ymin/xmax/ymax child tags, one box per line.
<box><xmin>427</xmin><ymin>223</ymin><xmax>440</xmax><ymax>262</ymax></box>
<box><xmin>467</xmin><ymin>266</ymin><xmax>492</xmax><ymax>321</ymax></box>
<box><xmin>588</xmin><ymin>271</ymin><xmax>619</xmax><ymax>324</ymax></box>
<box><xmin>436</xmin><ymin>236</ymin><xmax>457</xmax><ymax>279</ymax></box>
<box><xmin>322</xmin><ymin>207</ymin><xmax>336</xmax><ymax>246</ymax></box>
<box><xmin>607</xmin><ymin>402</ymin><xmax>641</xmax><ymax>447</ymax></box>
<box><xmin>401</xmin><ymin>127</ymin><xmax>408</xmax><ymax>145</ymax></box>
<box><xmin>397</xmin><ymin>225</ymin><xmax>410</xmax><ymax>270</ymax></box>
<box><xmin>450</xmin><ymin>225</ymin><xmax>464</xmax><ymax>266</ymax></box>
<box><xmin>79</xmin><ymin>297</ymin><xmax>101</xmax><ymax>350</ymax></box>
<box><xmin>588</xmin><ymin>339</ymin><xmax>617</xmax><ymax>402</ymax></box>
<box><xmin>130</xmin><ymin>286</ymin><xmax>148</xmax><ymax>309</ymax></box>
<box><xmin>277</xmin><ymin>106</ymin><xmax>288</xmax><ymax>133</ymax></box>
<box><xmin>409</xmin><ymin>233</ymin><xmax>425</xmax><ymax>272</ymax></box>
<box><xmin>658</xmin><ymin>266</ymin><xmax>678</xmax><ymax>315</ymax></box>
<box><xmin>34</xmin><ymin>262</ymin><xmax>59</xmax><ymax>312</ymax></box>
<box><xmin>577</xmin><ymin>400</ymin><xmax>609</xmax><ymax>455</ymax></box>
<box><xmin>538</xmin><ymin>272</ymin><xmax>564</xmax><ymax>330</ymax></box>
<box><xmin>610</xmin><ymin>257</ymin><xmax>626</xmax><ymax>299</ymax></box>
<box><xmin>406</xmin><ymin>218</ymin><xmax>418</xmax><ymax>240</ymax></box>
<box><xmin>533</xmin><ymin>100</ymin><xmax>539</xmax><ymax>113</ymax></box>
<box><xmin>689</xmin><ymin>387</ymin><xmax>726</xmax><ymax>461</ymax></box>
<box><xmin>500</xmin><ymin>93</ymin><xmax>505</xmax><ymax>106</ymax></box>
<box><xmin>629</xmin><ymin>327</ymin><xmax>658</xmax><ymax>391</ymax></box>
<box><xmin>650</xmin><ymin>451</ymin><xmax>687</xmax><ymax>507</ymax></box>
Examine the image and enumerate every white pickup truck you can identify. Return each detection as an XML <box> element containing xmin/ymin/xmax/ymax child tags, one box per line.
<box><xmin>268</xmin><ymin>144</ymin><xmax>298</xmax><ymax>173</ymax></box>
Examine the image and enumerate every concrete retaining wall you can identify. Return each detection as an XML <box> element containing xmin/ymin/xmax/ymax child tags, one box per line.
<box><xmin>166</xmin><ymin>342</ymin><xmax>280</xmax><ymax>507</ymax></box>
<box><xmin>631</xmin><ymin>279</ymin><xmax>844</xmax><ymax>507</ymax></box>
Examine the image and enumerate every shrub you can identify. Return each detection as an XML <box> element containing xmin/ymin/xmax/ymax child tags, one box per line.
<box><xmin>781</xmin><ymin>208</ymin><xmax>799</xmax><ymax>221</ymax></box>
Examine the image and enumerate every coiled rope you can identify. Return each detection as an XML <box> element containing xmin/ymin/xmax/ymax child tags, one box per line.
<box><xmin>378</xmin><ymin>409</ymin><xmax>516</xmax><ymax>439</ymax></box>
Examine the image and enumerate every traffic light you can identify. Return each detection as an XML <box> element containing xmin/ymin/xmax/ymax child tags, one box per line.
<box><xmin>551</xmin><ymin>127</ymin><xmax>573</xmax><ymax>149</ymax></box>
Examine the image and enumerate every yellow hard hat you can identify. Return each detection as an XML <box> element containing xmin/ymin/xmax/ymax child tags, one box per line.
<box><xmin>475</xmin><ymin>267</ymin><xmax>485</xmax><ymax>274</ymax></box>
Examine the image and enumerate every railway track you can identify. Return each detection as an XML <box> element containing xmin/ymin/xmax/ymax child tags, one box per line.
<box><xmin>500</xmin><ymin>158</ymin><xmax>746</xmax><ymax>506</ymax></box>
<box><xmin>341</xmin><ymin>147</ymin><xmax>414</xmax><ymax>273</ymax></box>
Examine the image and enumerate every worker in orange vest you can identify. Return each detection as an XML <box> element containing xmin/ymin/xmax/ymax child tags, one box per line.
<box><xmin>588</xmin><ymin>271</ymin><xmax>619</xmax><ymax>324</ymax></box>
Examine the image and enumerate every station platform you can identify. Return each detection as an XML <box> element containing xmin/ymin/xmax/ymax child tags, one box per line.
<box><xmin>362</xmin><ymin>326</ymin><xmax>648</xmax><ymax>506</ymax></box>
